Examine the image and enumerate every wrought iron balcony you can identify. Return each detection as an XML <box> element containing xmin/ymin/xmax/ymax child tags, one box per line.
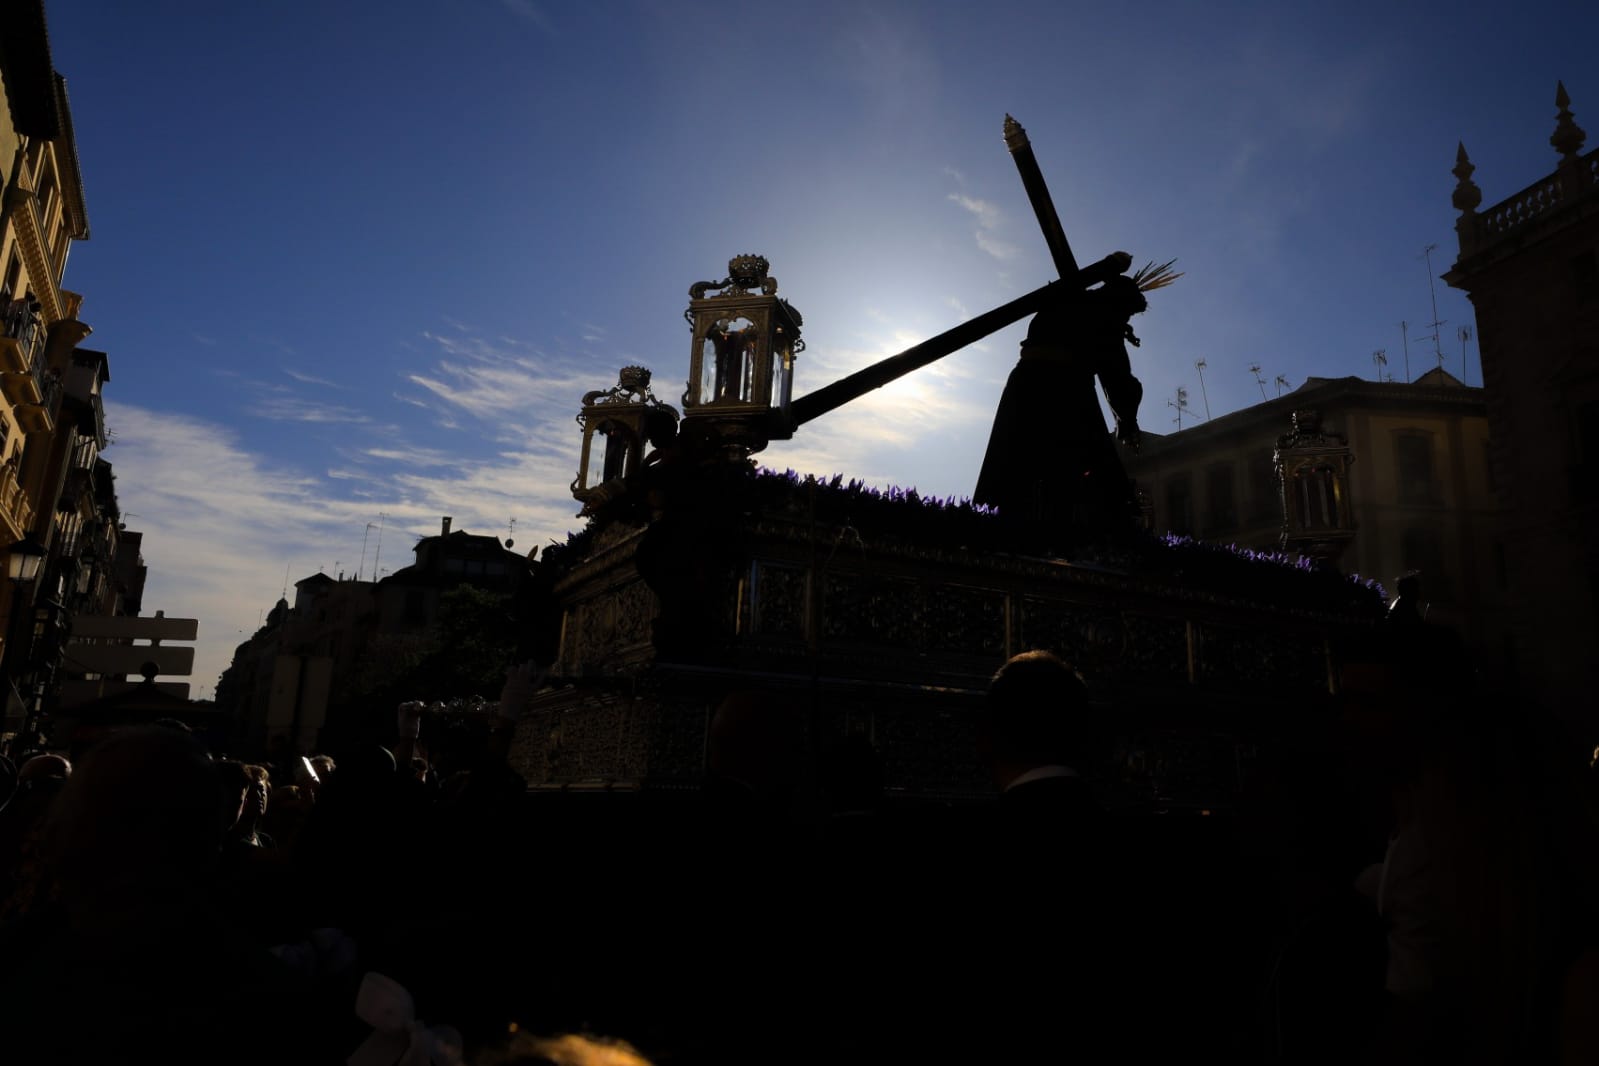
<box><xmin>0</xmin><ymin>298</ymin><xmax>42</xmax><ymax>375</ymax></box>
<box><xmin>14</xmin><ymin>370</ymin><xmax>59</xmax><ymax>435</ymax></box>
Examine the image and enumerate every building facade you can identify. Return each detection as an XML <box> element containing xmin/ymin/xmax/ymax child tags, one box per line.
<box><xmin>0</xmin><ymin>2</ymin><xmax>97</xmax><ymax>730</ymax></box>
<box><xmin>220</xmin><ymin>518</ymin><xmax>532</xmax><ymax>755</ymax></box>
<box><xmin>1444</xmin><ymin>82</ymin><xmax>1599</xmax><ymax>728</ymax></box>
<box><xmin>1122</xmin><ymin>370</ymin><xmax>1508</xmax><ymax>668</ymax></box>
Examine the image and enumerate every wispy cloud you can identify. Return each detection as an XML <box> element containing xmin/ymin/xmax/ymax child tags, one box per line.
<box><xmin>284</xmin><ymin>368</ymin><xmax>344</xmax><ymax>389</ymax></box>
<box><xmin>948</xmin><ymin>193</ymin><xmax>1019</xmax><ymax>261</ymax></box>
<box><xmin>249</xmin><ymin>395</ymin><xmax>373</xmax><ymax>424</ymax></box>
<box><xmin>105</xmin><ymin>398</ymin><xmax>587</xmax><ymax>695</ymax></box>
<box><xmin>408</xmin><ymin>330</ymin><xmax>592</xmax><ymax>427</ymax></box>
<box><xmin>363</xmin><ymin>445</ymin><xmax>462</xmax><ymax>469</ymax></box>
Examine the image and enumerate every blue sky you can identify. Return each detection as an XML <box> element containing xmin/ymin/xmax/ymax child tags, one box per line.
<box><xmin>42</xmin><ymin>0</ymin><xmax>1598</xmax><ymax>694</ymax></box>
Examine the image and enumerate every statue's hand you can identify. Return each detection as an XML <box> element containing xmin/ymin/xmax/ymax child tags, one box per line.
<box><xmin>1116</xmin><ymin>418</ymin><xmax>1142</xmax><ymax>450</ymax></box>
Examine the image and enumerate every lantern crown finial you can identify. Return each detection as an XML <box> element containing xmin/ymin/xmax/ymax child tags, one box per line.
<box><xmin>690</xmin><ymin>254</ymin><xmax>779</xmax><ymax>299</ymax></box>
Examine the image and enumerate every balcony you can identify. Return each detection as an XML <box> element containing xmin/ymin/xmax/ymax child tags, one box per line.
<box><xmin>0</xmin><ymin>459</ymin><xmax>35</xmax><ymax>544</ymax></box>
<box><xmin>0</xmin><ymin>299</ymin><xmax>42</xmax><ymax>375</ymax></box>
<box><xmin>14</xmin><ymin>371</ymin><xmax>59</xmax><ymax>435</ymax></box>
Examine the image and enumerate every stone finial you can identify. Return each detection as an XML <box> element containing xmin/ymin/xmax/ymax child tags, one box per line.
<box><xmin>1551</xmin><ymin>81</ymin><xmax>1586</xmax><ymax>161</ymax></box>
<box><xmin>1452</xmin><ymin>141</ymin><xmax>1482</xmax><ymax>214</ymax></box>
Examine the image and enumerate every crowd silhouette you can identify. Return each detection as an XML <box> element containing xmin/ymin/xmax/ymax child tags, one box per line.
<box><xmin>0</xmin><ymin>601</ymin><xmax>1596</xmax><ymax>1064</ymax></box>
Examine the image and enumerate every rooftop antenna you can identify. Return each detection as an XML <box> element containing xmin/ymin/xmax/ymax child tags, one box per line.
<box><xmin>506</xmin><ymin>517</ymin><xmax>517</xmax><ymax>549</ymax></box>
<box><xmin>1420</xmin><ymin>244</ymin><xmax>1447</xmax><ymax>372</ymax></box>
<box><xmin>1193</xmin><ymin>358</ymin><xmax>1212</xmax><ymax>419</ymax></box>
<box><xmin>1168</xmin><ymin>385</ymin><xmax>1191</xmax><ymax>431</ymax></box>
<box><xmin>372</xmin><ymin>512</ymin><xmax>387</xmax><ymax>582</ymax></box>
<box><xmin>1274</xmin><ymin>374</ymin><xmax>1289</xmax><ymax>397</ymax></box>
<box><xmin>1399</xmin><ymin>321</ymin><xmax>1411</xmax><ymax>383</ymax></box>
<box><xmin>281</xmin><ymin>562</ymin><xmax>290</xmax><ymax>600</ymax></box>
<box><xmin>359</xmin><ymin>523</ymin><xmax>375</xmax><ymax>582</ymax></box>
<box><xmin>1458</xmin><ymin>325</ymin><xmax>1472</xmax><ymax>385</ymax></box>
<box><xmin>1249</xmin><ymin>364</ymin><xmax>1268</xmax><ymax>403</ymax></box>
<box><xmin>1373</xmin><ymin>349</ymin><xmax>1389</xmax><ymax>382</ymax></box>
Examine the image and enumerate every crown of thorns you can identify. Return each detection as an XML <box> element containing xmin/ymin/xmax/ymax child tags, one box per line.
<box><xmin>1131</xmin><ymin>258</ymin><xmax>1183</xmax><ymax>292</ymax></box>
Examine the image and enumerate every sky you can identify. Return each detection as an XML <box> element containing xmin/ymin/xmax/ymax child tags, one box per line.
<box><xmin>40</xmin><ymin>0</ymin><xmax>1599</xmax><ymax>696</ymax></box>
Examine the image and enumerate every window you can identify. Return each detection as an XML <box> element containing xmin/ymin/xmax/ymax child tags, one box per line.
<box><xmin>1164</xmin><ymin>474</ymin><xmax>1194</xmax><ymax>536</ymax></box>
<box><xmin>1204</xmin><ymin>462</ymin><xmax>1237</xmax><ymax>535</ymax></box>
<box><xmin>1395</xmin><ymin>431</ymin><xmax>1438</xmax><ymax>504</ymax></box>
<box><xmin>34</xmin><ymin>169</ymin><xmax>55</xmax><ymax>230</ymax></box>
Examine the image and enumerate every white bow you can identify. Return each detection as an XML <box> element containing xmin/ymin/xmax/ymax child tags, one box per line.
<box><xmin>347</xmin><ymin>972</ymin><xmax>464</xmax><ymax>1066</ymax></box>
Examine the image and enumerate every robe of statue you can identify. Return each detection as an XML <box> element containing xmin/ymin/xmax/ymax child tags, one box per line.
<box><xmin>974</xmin><ymin>277</ymin><xmax>1145</xmax><ymax>547</ymax></box>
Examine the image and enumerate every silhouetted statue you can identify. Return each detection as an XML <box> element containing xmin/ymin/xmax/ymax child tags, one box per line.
<box><xmin>974</xmin><ymin>271</ymin><xmax>1156</xmax><ymax>548</ymax></box>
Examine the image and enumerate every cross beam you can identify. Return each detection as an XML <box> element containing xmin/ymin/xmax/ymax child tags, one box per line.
<box><xmin>789</xmin><ymin>115</ymin><xmax>1121</xmax><ymax>428</ymax></box>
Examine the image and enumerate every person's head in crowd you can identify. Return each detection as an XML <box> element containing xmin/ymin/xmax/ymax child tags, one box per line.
<box><xmin>706</xmin><ymin>690</ymin><xmax>805</xmax><ymax>803</ymax></box>
<box><xmin>981</xmin><ymin>650</ymin><xmax>1094</xmax><ymax>788</ymax></box>
<box><xmin>1387</xmin><ymin>571</ymin><xmax>1425</xmax><ymax>624</ymax></box>
<box><xmin>212</xmin><ymin>759</ymin><xmax>252</xmax><ymax>834</ymax></box>
<box><xmin>18</xmin><ymin>752</ymin><xmax>71</xmax><ymax>783</ymax></box>
<box><xmin>309</xmin><ymin>754</ymin><xmax>336</xmax><ymax>780</ymax></box>
<box><xmin>50</xmin><ymin>726</ymin><xmax>225</xmax><ymax>907</ymax></box>
<box><xmin>243</xmin><ymin>764</ymin><xmax>270</xmax><ymax>810</ymax></box>
<box><xmin>1333</xmin><ymin>620</ymin><xmax>1476</xmax><ymax>783</ymax></box>
<box><xmin>476</xmin><ymin>1032</ymin><xmax>653</xmax><ymax>1066</ymax></box>
<box><xmin>270</xmin><ymin>784</ymin><xmax>304</xmax><ymax>809</ymax></box>
<box><xmin>152</xmin><ymin>717</ymin><xmax>193</xmax><ymax>735</ymax></box>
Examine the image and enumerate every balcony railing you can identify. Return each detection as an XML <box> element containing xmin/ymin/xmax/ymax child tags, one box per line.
<box><xmin>1466</xmin><ymin>145</ymin><xmax>1599</xmax><ymax>253</ymax></box>
<box><xmin>0</xmin><ymin>297</ymin><xmax>43</xmax><ymax>375</ymax></box>
<box><xmin>15</xmin><ymin>369</ymin><xmax>60</xmax><ymax>435</ymax></box>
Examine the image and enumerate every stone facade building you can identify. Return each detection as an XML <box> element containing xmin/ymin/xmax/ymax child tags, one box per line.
<box><xmin>1121</xmin><ymin>370</ymin><xmax>1508</xmax><ymax>671</ymax></box>
<box><xmin>221</xmin><ymin>519</ymin><xmax>531</xmax><ymax>755</ymax></box>
<box><xmin>1444</xmin><ymin>82</ymin><xmax>1599</xmax><ymax>728</ymax></box>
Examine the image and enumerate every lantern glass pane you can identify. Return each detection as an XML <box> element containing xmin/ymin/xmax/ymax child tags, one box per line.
<box><xmin>773</xmin><ymin>340</ymin><xmax>794</xmax><ymax>411</ymax></box>
<box><xmin>587</xmin><ymin>423</ymin><xmax>631</xmax><ymax>489</ymax></box>
<box><xmin>701</xmin><ymin>316</ymin><xmax>759</xmax><ymax>405</ymax></box>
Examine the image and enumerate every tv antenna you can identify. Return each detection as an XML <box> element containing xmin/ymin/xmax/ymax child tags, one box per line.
<box><xmin>1458</xmin><ymin>326</ymin><xmax>1472</xmax><ymax>385</ymax></box>
<box><xmin>1249</xmin><ymin>365</ymin><xmax>1268</xmax><ymax>403</ymax></box>
<box><xmin>1274</xmin><ymin>374</ymin><xmax>1289</xmax><ymax>397</ymax></box>
<box><xmin>359</xmin><ymin>523</ymin><xmax>375</xmax><ymax>581</ymax></box>
<box><xmin>1420</xmin><ymin>244</ymin><xmax>1447</xmax><ymax>372</ymax></box>
<box><xmin>1399</xmin><ymin>320</ymin><xmax>1411</xmax><ymax>383</ymax></box>
<box><xmin>1193</xmin><ymin>358</ymin><xmax>1212</xmax><ymax>420</ymax></box>
<box><xmin>1168</xmin><ymin>386</ymin><xmax>1191</xmax><ymax>431</ymax></box>
<box><xmin>372</xmin><ymin>512</ymin><xmax>387</xmax><ymax>581</ymax></box>
<box><xmin>506</xmin><ymin>517</ymin><xmax>517</xmax><ymax>549</ymax></box>
<box><xmin>1372</xmin><ymin>349</ymin><xmax>1389</xmax><ymax>382</ymax></box>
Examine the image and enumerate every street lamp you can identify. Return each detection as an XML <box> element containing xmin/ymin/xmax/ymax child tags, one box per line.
<box><xmin>5</xmin><ymin>536</ymin><xmax>44</xmax><ymax>583</ymax></box>
<box><xmin>3</xmin><ymin>535</ymin><xmax>45</xmax><ymax>744</ymax></box>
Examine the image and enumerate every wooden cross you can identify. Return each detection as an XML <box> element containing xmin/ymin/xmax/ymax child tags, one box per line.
<box><xmin>788</xmin><ymin>115</ymin><xmax>1129</xmax><ymax>428</ymax></box>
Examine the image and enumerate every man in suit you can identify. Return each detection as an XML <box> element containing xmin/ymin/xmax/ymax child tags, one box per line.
<box><xmin>919</xmin><ymin>651</ymin><xmax>1123</xmax><ymax>1059</ymax></box>
<box><xmin>980</xmin><ymin>650</ymin><xmax>1099</xmax><ymax>815</ymax></box>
